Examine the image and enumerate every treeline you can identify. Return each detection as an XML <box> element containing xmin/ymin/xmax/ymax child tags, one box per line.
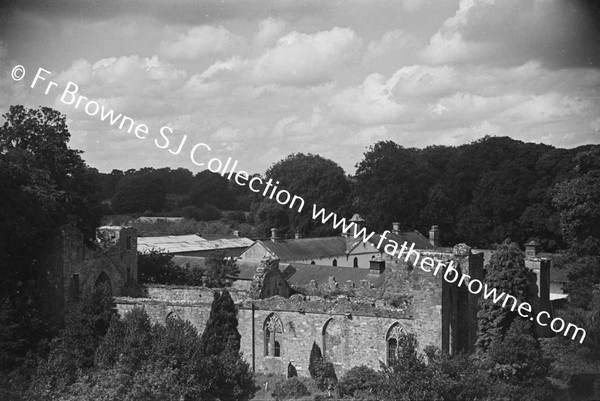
<box><xmin>90</xmin><ymin>136</ymin><xmax>599</xmax><ymax>251</ymax></box>
<box><xmin>250</xmin><ymin>136</ymin><xmax>599</xmax><ymax>252</ymax></box>
<box><xmin>92</xmin><ymin>167</ymin><xmax>254</xmax><ymax>222</ymax></box>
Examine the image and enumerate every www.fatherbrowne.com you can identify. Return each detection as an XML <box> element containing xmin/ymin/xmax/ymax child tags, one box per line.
<box><xmin>311</xmin><ymin>204</ymin><xmax>587</xmax><ymax>344</ymax></box>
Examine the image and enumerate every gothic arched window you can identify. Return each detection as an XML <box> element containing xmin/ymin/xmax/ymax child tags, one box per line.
<box><xmin>353</xmin><ymin>257</ymin><xmax>358</xmax><ymax>267</ymax></box>
<box><xmin>332</xmin><ymin>259</ymin><xmax>337</xmax><ymax>266</ymax></box>
<box><xmin>386</xmin><ymin>323</ymin><xmax>407</xmax><ymax>364</ymax></box>
<box><xmin>264</xmin><ymin>314</ymin><xmax>283</xmax><ymax>357</ymax></box>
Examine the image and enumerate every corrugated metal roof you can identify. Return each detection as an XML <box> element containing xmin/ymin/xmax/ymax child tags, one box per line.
<box><xmin>283</xmin><ymin>263</ymin><xmax>386</xmax><ymax>288</ymax></box>
<box><xmin>260</xmin><ymin>237</ymin><xmax>351</xmax><ymax>261</ymax></box>
<box><xmin>138</xmin><ymin>235</ymin><xmax>253</xmax><ymax>254</ymax></box>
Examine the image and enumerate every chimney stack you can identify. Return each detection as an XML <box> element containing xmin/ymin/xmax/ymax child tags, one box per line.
<box><xmin>295</xmin><ymin>232</ymin><xmax>302</xmax><ymax>239</ymax></box>
<box><xmin>525</xmin><ymin>240</ymin><xmax>541</xmax><ymax>258</ymax></box>
<box><xmin>429</xmin><ymin>225</ymin><xmax>440</xmax><ymax>247</ymax></box>
<box><xmin>232</xmin><ymin>230</ymin><xmax>239</xmax><ymax>237</ymax></box>
<box><xmin>369</xmin><ymin>259</ymin><xmax>385</xmax><ymax>274</ymax></box>
<box><xmin>270</xmin><ymin>228</ymin><xmax>278</xmax><ymax>242</ymax></box>
<box><xmin>392</xmin><ymin>222</ymin><xmax>400</xmax><ymax>235</ymax></box>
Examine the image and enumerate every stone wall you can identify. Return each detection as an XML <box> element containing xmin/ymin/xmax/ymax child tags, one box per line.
<box><xmin>113</xmin><ymin>244</ymin><xmax>486</xmax><ymax>378</ymax></box>
<box><xmin>39</xmin><ymin>225</ymin><xmax>137</xmax><ymax>325</ymax></box>
<box><xmin>115</xmin><ymin>292</ymin><xmax>413</xmax><ymax>377</ymax></box>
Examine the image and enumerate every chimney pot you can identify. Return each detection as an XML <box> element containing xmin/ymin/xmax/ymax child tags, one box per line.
<box><xmin>429</xmin><ymin>225</ymin><xmax>440</xmax><ymax>247</ymax></box>
<box><xmin>392</xmin><ymin>222</ymin><xmax>400</xmax><ymax>234</ymax></box>
<box><xmin>270</xmin><ymin>228</ymin><xmax>278</xmax><ymax>242</ymax></box>
<box><xmin>295</xmin><ymin>232</ymin><xmax>302</xmax><ymax>239</ymax></box>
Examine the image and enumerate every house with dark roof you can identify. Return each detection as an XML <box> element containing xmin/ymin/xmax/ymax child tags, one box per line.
<box><xmin>238</xmin><ymin>219</ymin><xmax>438</xmax><ymax>268</ymax></box>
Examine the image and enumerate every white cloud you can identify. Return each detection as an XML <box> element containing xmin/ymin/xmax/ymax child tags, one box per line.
<box><xmin>158</xmin><ymin>25</ymin><xmax>239</xmax><ymax>60</ymax></box>
<box><xmin>250</xmin><ymin>27</ymin><xmax>362</xmax><ymax>85</ymax></box>
<box><xmin>254</xmin><ymin>18</ymin><xmax>287</xmax><ymax>48</ymax></box>
<box><xmin>364</xmin><ymin>30</ymin><xmax>419</xmax><ymax>65</ymax></box>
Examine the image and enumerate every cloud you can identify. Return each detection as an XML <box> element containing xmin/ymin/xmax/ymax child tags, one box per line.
<box><xmin>158</xmin><ymin>25</ymin><xmax>239</xmax><ymax>60</ymax></box>
<box><xmin>249</xmin><ymin>27</ymin><xmax>362</xmax><ymax>85</ymax></box>
<box><xmin>330</xmin><ymin>62</ymin><xmax>600</xmax><ymax>133</ymax></box>
<box><xmin>422</xmin><ymin>0</ymin><xmax>600</xmax><ymax>68</ymax></box>
<box><xmin>57</xmin><ymin>55</ymin><xmax>187</xmax><ymax>96</ymax></box>
<box><xmin>183</xmin><ymin>26</ymin><xmax>362</xmax><ymax>88</ymax></box>
<box><xmin>364</xmin><ymin>29</ymin><xmax>420</xmax><ymax>64</ymax></box>
<box><xmin>254</xmin><ymin>18</ymin><xmax>287</xmax><ymax>48</ymax></box>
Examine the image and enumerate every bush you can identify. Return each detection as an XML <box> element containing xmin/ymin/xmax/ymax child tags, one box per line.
<box><xmin>313</xmin><ymin>360</ymin><xmax>337</xmax><ymax>391</ymax></box>
<box><xmin>271</xmin><ymin>377</ymin><xmax>309</xmax><ymax>400</ymax></box>
<box><xmin>338</xmin><ymin>365</ymin><xmax>381</xmax><ymax>398</ymax></box>
<box><xmin>288</xmin><ymin>362</ymin><xmax>298</xmax><ymax>378</ymax></box>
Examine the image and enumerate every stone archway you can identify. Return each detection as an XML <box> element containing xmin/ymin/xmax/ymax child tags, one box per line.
<box><xmin>94</xmin><ymin>271</ymin><xmax>112</xmax><ymax>293</ymax></box>
<box><xmin>322</xmin><ymin>318</ymin><xmax>343</xmax><ymax>366</ymax></box>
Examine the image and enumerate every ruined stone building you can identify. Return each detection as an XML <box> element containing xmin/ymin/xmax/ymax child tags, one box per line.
<box><xmin>106</xmin><ymin>220</ymin><xmax>552</xmax><ymax>378</ymax></box>
<box><xmin>39</xmin><ymin>225</ymin><xmax>138</xmax><ymax>323</ymax></box>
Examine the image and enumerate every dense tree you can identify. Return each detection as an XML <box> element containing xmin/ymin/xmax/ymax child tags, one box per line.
<box><xmin>378</xmin><ymin>333</ymin><xmax>443</xmax><ymax>401</ymax></box>
<box><xmin>337</xmin><ymin>365</ymin><xmax>381</xmax><ymax>399</ymax></box>
<box><xmin>354</xmin><ymin>141</ymin><xmax>434</xmax><ymax>233</ymax></box>
<box><xmin>200</xmin><ymin>290</ymin><xmax>241</xmax><ymax>356</ymax></box>
<box><xmin>264</xmin><ymin>153</ymin><xmax>352</xmax><ymax>236</ymax></box>
<box><xmin>0</xmin><ymin>106</ymin><xmax>103</xmax><ymax>298</ymax></box>
<box><xmin>111</xmin><ymin>173</ymin><xmax>166</xmax><ymax>213</ymax></box>
<box><xmin>252</xmin><ymin>201</ymin><xmax>291</xmax><ymax>238</ymax></box>
<box><xmin>204</xmin><ymin>251</ymin><xmax>239</xmax><ymax>288</ymax></box>
<box><xmin>271</xmin><ymin>377</ymin><xmax>308</xmax><ymax>400</ymax></box>
<box><xmin>187</xmin><ymin>170</ymin><xmax>236</xmax><ymax>210</ymax></box>
<box><xmin>63</xmin><ymin>308</ymin><xmax>256</xmax><ymax>401</ymax></box>
<box><xmin>552</xmin><ymin>148</ymin><xmax>600</xmax><ymax>256</ymax></box>
<box><xmin>30</xmin><ymin>283</ymin><xmax>115</xmax><ymax>396</ymax></box>
<box><xmin>476</xmin><ymin>239</ymin><xmax>534</xmax><ymax>351</ymax></box>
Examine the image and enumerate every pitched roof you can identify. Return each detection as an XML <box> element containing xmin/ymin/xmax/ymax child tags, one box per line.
<box><xmin>138</xmin><ymin>235</ymin><xmax>253</xmax><ymax>254</ymax></box>
<box><xmin>369</xmin><ymin>231</ymin><xmax>435</xmax><ymax>253</ymax></box>
<box><xmin>282</xmin><ymin>263</ymin><xmax>386</xmax><ymax>288</ymax></box>
<box><xmin>259</xmin><ymin>237</ymin><xmax>351</xmax><ymax>261</ymax></box>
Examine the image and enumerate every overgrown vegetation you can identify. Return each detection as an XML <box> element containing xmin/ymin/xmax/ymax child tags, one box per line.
<box><xmin>1</xmin><ymin>286</ymin><xmax>257</xmax><ymax>401</ymax></box>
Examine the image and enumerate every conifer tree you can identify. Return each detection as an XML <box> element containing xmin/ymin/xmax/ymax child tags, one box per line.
<box><xmin>476</xmin><ymin>239</ymin><xmax>533</xmax><ymax>351</ymax></box>
<box><xmin>200</xmin><ymin>290</ymin><xmax>241</xmax><ymax>356</ymax></box>
<box><xmin>287</xmin><ymin>362</ymin><xmax>298</xmax><ymax>378</ymax></box>
<box><xmin>309</xmin><ymin>341</ymin><xmax>323</xmax><ymax>379</ymax></box>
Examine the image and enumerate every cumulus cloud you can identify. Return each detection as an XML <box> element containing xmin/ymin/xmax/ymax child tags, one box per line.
<box><xmin>422</xmin><ymin>0</ymin><xmax>600</xmax><ymax>68</ymax></box>
<box><xmin>249</xmin><ymin>27</ymin><xmax>362</xmax><ymax>85</ymax></box>
<box><xmin>57</xmin><ymin>55</ymin><xmax>187</xmax><ymax>96</ymax></box>
<box><xmin>182</xmin><ymin>27</ymin><xmax>362</xmax><ymax>88</ymax></box>
<box><xmin>158</xmin><ymin>25</ymin><xmax>239</xmax><ymax>59</ymax></box>
<box><xmin>364</xmin><ymin>29</ymin><xmax>420</xmax><ymax>65</ymax></box>
<box><xmin>329</xmin><ymin>61</ymin><xmax>600</xmax><ymax>137</ymax></box>
<box><xmin>254</xmin><ymin>18</ymin><xmax>287</xmax><ymax>48</ymax></box>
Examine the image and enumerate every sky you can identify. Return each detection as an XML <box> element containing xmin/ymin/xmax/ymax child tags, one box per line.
<box><xmin>1</xmin><ymin>0</ymin><xmax>599</xmax><ymax>175</ymax></box>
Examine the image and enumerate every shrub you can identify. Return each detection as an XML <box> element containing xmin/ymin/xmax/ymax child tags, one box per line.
<box><xmin>271</xmin><ymin>377</ymin><xmax>309</xmax><ymax>400</ymax></box>
<box><xmin>312</xmin><ymin>359</ymin><xmax>337</xmax><ymax>391</ymax></box>
<box><xmin>338</xmin><ymin>365</ymin><xmax>381</xmax><ymax>398</ymax></box>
